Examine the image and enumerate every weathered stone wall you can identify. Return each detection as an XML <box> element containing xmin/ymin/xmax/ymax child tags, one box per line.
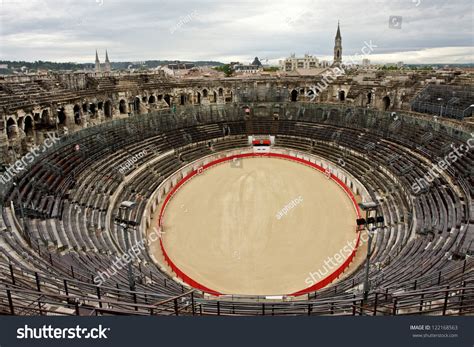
<box><xmin>0</xmin><ymin>70</ymin><xmax>468</xmax><ymax>163</ymax></box>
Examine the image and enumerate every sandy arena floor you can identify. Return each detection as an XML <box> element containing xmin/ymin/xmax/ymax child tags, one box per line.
<box><xmin>156</xmin><ymin>157</ymin><xmax>360</xmax><ymax>295</ymax></box>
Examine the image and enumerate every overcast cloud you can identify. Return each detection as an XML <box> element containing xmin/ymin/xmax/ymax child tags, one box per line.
<box><xmin>0</xmin><ymin>0</ymin><xmax>472</xmax><ymax>64</ymax></box>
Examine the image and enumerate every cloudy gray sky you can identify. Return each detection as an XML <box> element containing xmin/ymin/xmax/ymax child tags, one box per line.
<box><xmin>0</xmin><ymin>0</ymin><xmax>472</xmax><ymax>64</ymax></box>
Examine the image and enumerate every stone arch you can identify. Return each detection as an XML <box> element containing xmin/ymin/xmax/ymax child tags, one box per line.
<box><xmin>104</xmin><ymin>100</ymin><xmax>113</xmax><ymax>117</ymax></box>
<box><xmin>98</xmin><ymin>101</ymin><xmax>104</xmax><ymax>110</ymax></box>
<box><xmin>290</xmin><ymin>89</ymin><xmax>298</xmax><ymax>102</ymax></box>
<box><xmin>315</xmin><ymin>108</ymin><xmax>324</xmax><ymax>120</ymax></box>
<box><xmin>58</xmin><ymin>107</ymin><xmax>67</xmax><ymax>125</ymax></box>
<box><xmin>6</xmin><ymin>117</ymin><xmax>17</xmax><ymax>139</ymax></box>
<box><xmin>367</xmin><ymin>92</ymin><xmax>372</xmax><ymax>105</ymax></box>
<box><xmin>24</xmin><ymin>115</ymin><xmax>34</xmax><ymax>136</ymax></box>
<box><xmin>90</xmin><ymin>103</ymin><xmax>97</xmax><ymax>116</ymax></box>
<box><xmin>218</xmin><ymin>88</ymin><xmax>223</xmax><ymax>96</ymax></box>
<box><xmin>202</xmin><ymin>89</ymin><xmax>208</xmax><ymax>98</ymax></box>
<box><xmin>119</xmin><ymin>99</ymin><xmax>127</xmax><ymax>114</ymax></box>
<box><xmin>329</xmin><ymin>109</ymin><xmax>340</xmax><ymax>122</ymax></box>
<box><xmin>82</xmin><ymin>103</ymin><xmax>88</xmax><ymax>113</ymax></box>
<box><xmin>73</xmin><ymin>106</ymin><xmax>82</xmax><ymax>124</ymax></box>
<box><xmin>164</xmin><ymin>94</ymin><xmax>171</xmax><ymax>106</ymax></box>
<box><xmin>40</xmin><ymin>109</ymin><xmax>50</xmax><ymax>125</ymax></box>
<box><xmin>134</xmin><ymin>97</ymin><xmax>141</xmax><ymax>113</ymax></box>
<box><xmin>196</xmin><ymin>92</ymin><xmax>201</xmax><ymax>104</ymax></box>
<box><xmin>383</xmin><ymin>95</ymin><xmax>390</xmax><ymax>110</ymax></box>
<box><xmin>73</xmin><ymin>104</ymin><xmax>82</xmax><ymax>124</ymax></box>
<box><xmin>213</xmin><ymin>91</ymin><xmax>217</xmax><ymax>103</ymax></box>
<box><xmin>142</xmin><ymin>96</ymin><xmax>148</xmax><ymax>103</ymax></box>
<box><xmin>148</xmin><ymin>95</ymin><xmax>156</xmax><ymax>104</ymax></box>
<box><xmin>338</xmin><ymin>90</ymin><xmax>345</xmax><ymax>101</ymax></box>
<box><xmin>180</xmin><ymin>94</ymin><xmax>186</xmax><ymax>105</ymax></box>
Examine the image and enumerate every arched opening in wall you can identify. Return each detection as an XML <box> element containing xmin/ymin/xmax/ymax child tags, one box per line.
<box><xmin>218</xmin><ymin>88</ymin><xmax>223</xmax><ymax>97</ymax></box>
<box><xmin>74</xmin><ymin>104</ymin><xmax>82</xmax><ymax>125</ymax></box>
<box><xmin>24</xmin><ymin>116</ymin><xmax>34</xmax><ymax>136</ymax></box>
<box><xmin>119</xmin><ymin>99</ymin><xmax>127</xmax><ymax>114</ymax></box>
<box><xmin>34</xmin><ymin>113</ymin><xmax>40</xmax><ymax>124</ymax></box>
<box><xmin>180</xmin><ymin>94</ymin><xmax>186</xmax><ymax>105</ymax></box>
<box><xmin>164</xmin><ymin>94</ymin><xmax>171</xmax><ymax>106</ymax></box>
<box><xmin>290</xmin><ymin>89</ymin><xmax>298</xmax><ymax>102</ymax></box>
<box><xmin>226</xmin><ymin>91</ymin><xmax>233</xmax><ymax>103</ymax></box>
<box><xmin>58</xmin><ymin>107</ymin><xmax>66</xmax><ymax>125</ymax></box>
<box><xmin>104</xmin><ymin>100</ymin><xmax>112</xmax><ymax>118</ymax></box>
<box><xmin>98</xmin><ymin>101</ymin><xmax>104</xmax><ymax>110</ymax></box>
<box><xmin>367</xmin><ymin>92</ymin><xmax>372</xmax><ymax>104</ymax></box>
<box><xmin>338</xmin><ymin>90</ymin><xmax>345</xmax><ymax>101</ymax></box>
<box><xmin>383</xmin><ymin>96</ymin><xmax>390</xmax><ymax>110</ymax></box>
<box><xmin>6</xmin><ymin>118</ymin><xmax>16</xmax><ymax>139</ymax></box>
<box><xmin>329</xmin><ymin>109</ymin><xmax>340</xmax><ymax>122</ymax></box>
<box><xmin>142</xmin><ymin>96</ymin><xmax>147</xmax><ymax>103</ymax></box>
<box><xmin>202</xmin><ymin>89</ymin><xmax>208</xmax><ymax>98</ymax></box>
<box><xmin>82</xmin><ymin>103</ymin><xmax>88</xmax><ymax>113</ymax></box>
<box><xmin>90</xmin><ymin>103</ymin><xmax>97</xmax><ymax>117</ymax></box>
<box><xmin>315</xmin><ymin>108</ymin><xmax>324</xmax><ymax>120</ymax></box>
<box><xmin>40</xmin><ymin>109</ymin><xmax>50</xmax><ymax>125</ymax></box>
<box><xmin>213</xmin><ymin>91</ymin><xmax>217</xmax><ymax>103</ymax></box>
<box><xmin>73</xmin><ymin>104</ymin><xmax>81</xmax><ymax>124</ymax></box>
<box><xmin>148</xmin><ymin>95</ymin><xmax>156</xmax><ymax>104</ymax></box>
<box><xmin>134</xmin><ymin>97</ymin><xmax>141</xmax><ymax>113</ymax></box>
<box><xmin>196</xmin><ymin>92</ymin><xmax>201</xmax><ymax>104</ymax></box>
<box><xmin>157</xmin><ymin>95</ymin><xmax>163</xmax><ymax>102</ymax></box>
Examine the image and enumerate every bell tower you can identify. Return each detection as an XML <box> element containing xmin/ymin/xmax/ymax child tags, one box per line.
<box><xmin>333</xmin><ymin>21</ymin><xmax>342</xmax><ymax>67</ymax></box>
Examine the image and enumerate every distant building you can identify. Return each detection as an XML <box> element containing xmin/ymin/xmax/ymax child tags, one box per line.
<box><xmin>95</xmin><ymin>50</ymin><xmax>112</xmax><ymax>72</ymax></box>
<box><xmin>104</xmin><ymin>50</ymin><xmax>111</xmax><ymax>72</ymax></box>
<box><xmin>333</xmin><ymin>21</ymin><xmax>342</xmax><ymax>67</ymax></box>
<box><xmin>279</xmin><ymin>22</ymin><xmax>341</xmax><ymax>72</ymax></box>
<box><xmin>232</xmin><ymin>57</ymin><xmax>264</xmax><ymax>74</ymax></box>
<box><xmin>167</xmin><ymin>62</ymin><xmax>195</xmax><ymax>70</ymax></box>
<box><xmin>251</xmin><ymin>57</ymin><xmax>262</xmax><ymax>67</ymax></box>
<box><xmin>279</xmin><ymin>54</ymin><xmax>321</xmax><ymax>72</ymax></box>
<box><xmin>233</xmin><ymin>64</ymin><xmax>263</xmax><ymax>74</ymax></box>
<box><xmin>161</xmin><ymin>62</ymin><xmax>196</xmax><ymax>76</ymax></box>
<box><xmin>95</xmin><ymin>50</ymin><xmax>101</xmax><ymax>72</ymax></box>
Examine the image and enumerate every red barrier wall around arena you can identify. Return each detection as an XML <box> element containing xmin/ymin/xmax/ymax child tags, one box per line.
<box><xmin>158</xmin><ymin>153</ymin><xmax>361</xmax><ymax>297</ymax></box>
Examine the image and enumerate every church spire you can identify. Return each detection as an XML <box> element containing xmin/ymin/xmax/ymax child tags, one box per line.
<box><xmin>333</xmin><ymin>22</ymin><xmax>342</xmax><ymax>67</ymax></box>
<box><xmin>104</xmin><ymin>49</ymin><xmax>111</xmax><ymax>72</ymax></box>
<box><xmin>336</xmin><ymin>21</ymin><xmax>341</xmax><ymax>40</ymax></box>
<box><xmin>95</xmin><ymin>49</ymin><xmax>101</xmax><ymax>72</ymax></box>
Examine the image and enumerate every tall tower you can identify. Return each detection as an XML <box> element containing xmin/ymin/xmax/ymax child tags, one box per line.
<box><xmin>333</xmin><ymin>21</ymin><xmax>342</xmax><ymax>67</ymax></box>
<box><xmin>104</xmin><ymin>50</ymin><xmax>111</xmax><ymax>72</ymax></box>
<box><xmin>95</xmin><ymin>50</ymin><xmax>101</xmax><ymax>72</ymax></box>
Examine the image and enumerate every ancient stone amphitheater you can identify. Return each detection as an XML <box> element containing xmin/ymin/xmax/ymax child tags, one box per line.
<box><xmin>0</xmin><ymin>70</ymin><xmax>472</xmax><ymax>315</ymax></box>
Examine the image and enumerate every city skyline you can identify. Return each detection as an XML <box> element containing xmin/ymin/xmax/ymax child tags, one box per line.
<box><xmin>0</xmin><ymin>0</ymin><xmax>473</xmax><ymax>64</ymax></box>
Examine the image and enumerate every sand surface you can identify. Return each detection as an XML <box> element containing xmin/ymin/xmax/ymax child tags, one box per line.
<box><xmin>159</xmin><ymin>157</ymin><xmax>359</xmax><ymax>295</ymax></box>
